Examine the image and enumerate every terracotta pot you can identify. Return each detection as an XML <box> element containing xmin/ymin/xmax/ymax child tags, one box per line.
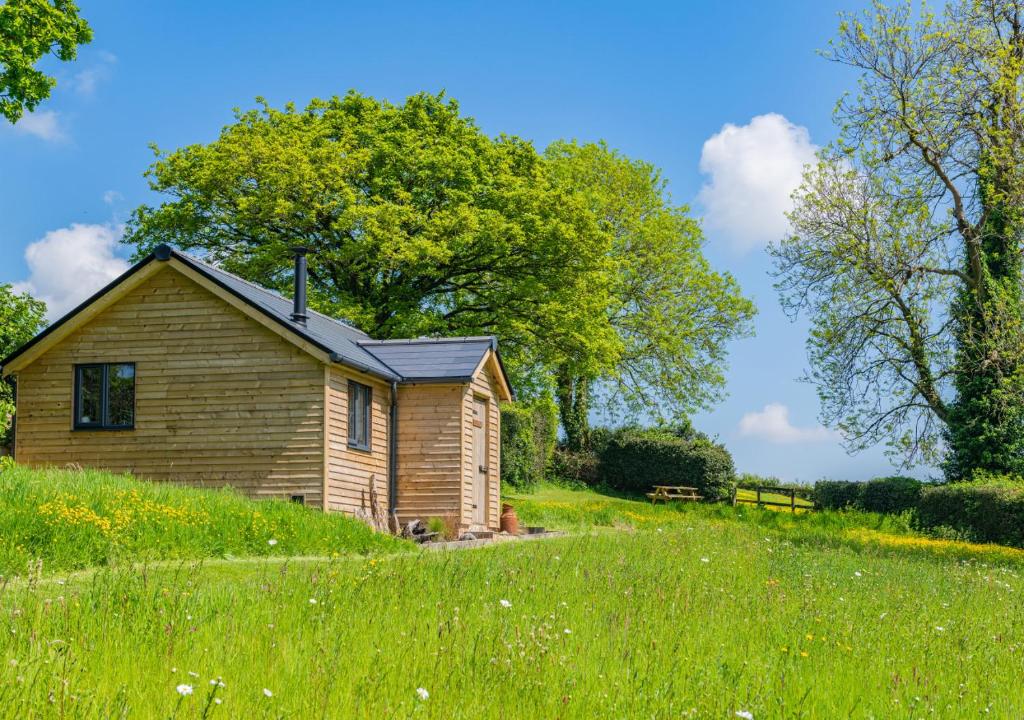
<box><xmin>499</xmin><ymin>503</ymin><xmax>520</xmax><ymax>535</ymax></box>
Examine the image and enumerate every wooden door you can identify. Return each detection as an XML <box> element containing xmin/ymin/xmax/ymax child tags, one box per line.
<box><xmin>472</xmin><ymin>398</ymin><xmax>488</xmax><ymax>526</ymax></box>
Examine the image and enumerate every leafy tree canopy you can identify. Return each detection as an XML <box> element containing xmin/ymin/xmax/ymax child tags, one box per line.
<box><xmin>126</xmin><ymin>92</ymin><xmax>620</xmax><ymax>391</ymax></box>
<box><xmin>544</xmin><ymin>141</ymin><xmax>755</xmax><ymax>447</ymax></box>
<box><xmin>771</xmin><ymin>0</ymin><xmax>1024</xmax><ymax>474</ymax></box>
<box><xmin>0</xmin><ymin>284</ymin><xmax>46</xmax><ymax>444</ymax></box>
<box><xmin>0</xmin><ymin>0</ymin><xmax>92</xmax><ymax>123</ymax></box>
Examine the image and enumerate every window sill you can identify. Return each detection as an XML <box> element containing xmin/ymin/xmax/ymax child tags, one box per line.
<box><xmin>347</xmin><ymin>442</ymin><xmax>372</xmax><ymax>453</ymax></box>
<box><xmin>73</xmin><ymin>425</ymin><xmax>135</xmax><ymax>432</ymax></box>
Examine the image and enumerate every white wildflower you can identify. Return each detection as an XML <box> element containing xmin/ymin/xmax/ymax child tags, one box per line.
<box><xmin>263</xmin><ymin>688</ymin><xmax>273</xmax><ymax>697</ymax></box>
<box><xmin>416</xmin><ymin>687</ymin><xmax>429</xmax><ymax>700</ymax></box>
<box><xmin>854</xmin><ymin>571</ymin><xmax>862</xmax><ymax>577</ymax></box>
<box><xmin>736</xmin><ymin>712</ymin><xmax>754</xmax><ymax>720</ymax></box>
<box><xmin>935</xmin><ymin>626</ymin><xmax>945</xmax><ymax>632</ymax></box>
<box><xmin>499</xmin><ymin>599</ymin><xmax>512</xmax><ymax>608</ymax></box>
<box><xmin>187</xmin><ymin>671</ymin><xmax>199</xmax><ymax>678</ymax></box>
<box><xmin>309</xmin><ymin>598</ymin><xmax>318</xmax><ymax>605</ymax></box>
<box><xmin>564</xmin><ymin>628</ymin><xmax>572</xmax><ymax>635</ymax></box>
<box><xmin>214</xmin><ymin>698</ymin><xmax>222</xmax><ymax>705</ymax></box>
<box><xmin>268</xmin><ymin>538</ymin><xmax>278</xmax><ymax>546</ymax></box>
<box><xmin>176</xmin><ymin>684</ymin><xmax>193</xmax><ymax>696</ymax></box>
<box><xmin>700</xmin><ymin>557</ymin><xmax>710</xmax><ymax>563</ymax></box>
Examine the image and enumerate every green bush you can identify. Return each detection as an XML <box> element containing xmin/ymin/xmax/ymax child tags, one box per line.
<box><xmin>859</xmin><ymin>476</ymin><xmax>922</xmax><ymax>514</ymax></box>
<box><xmin>598</xmin><ymin>430</ymin><xmax>734</xmax><ymax>501</ymax></box>
<box><xmin>550</xmin><ymin>448</ymin><xmax>600</xmax><ymax>487</ymax></box>
<box><xmin>917</xmin><ymin>480</ymin><xmax>1024</xmax><ymax>546</ymax></box>
<box><xmin>813</xmin><ymin>480</ymin><xmax>863</xmax><ymax>510</ymax></box>
<box><xmin>500</xmin><ymin>397</ymin><xmax>559</xmax><ymax>491</ymax></box>
<box><xmin>500</xmin><ymin>404</ymin><xmax>538</xmax><ymax>490</ymax></box>
<box><xmin>736</xmin><ymin>473</ymin><xmax>783</xmax><ymax>489</ymax></box>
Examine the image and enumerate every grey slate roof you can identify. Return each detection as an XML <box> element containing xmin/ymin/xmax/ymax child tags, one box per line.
<box><xmin>1</xmin><ymin>244</ymin><xmax>507</xmax><ymax>389</ymax></box>
<box><xmin>358</xmin><ymin>337</ymin><xmax>497</xmax><ymax>382</ymax></box>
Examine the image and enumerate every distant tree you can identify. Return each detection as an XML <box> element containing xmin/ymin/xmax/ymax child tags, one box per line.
<box><xmin>125</xmin><ymin>92</ymin><xmax>619</xmax><ymax>393</ymax></box>
<box><xmin>0</xmin><ymin>0</ymin><xmax>92</xmax><ymax>123</ymax></box>
<box><xmin>0</xmin><ymin>285</ymin><xmax>46</xmax><ymax>446</ymax></box>
<box><xmin>771</xmin><ymin>0</ymin><xmax>1024</xmax><ymax>476</ymax></box>
<box><xmin>544</xmin><ymin>141</ymin><xmax>755</xmax><ymax>449</ymax></box>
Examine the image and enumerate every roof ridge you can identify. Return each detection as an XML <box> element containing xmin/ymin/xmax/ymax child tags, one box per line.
<box><xmin>359</xmin><ymin>336</ymin><xmax>495</xmax><ymax>346</ymax></box>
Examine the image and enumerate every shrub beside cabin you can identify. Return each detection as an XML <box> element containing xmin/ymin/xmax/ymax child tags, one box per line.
<box><xmin>0</xmin><ymin>245</ymin><xmax>512</xmax><ymax>533</ymax></box>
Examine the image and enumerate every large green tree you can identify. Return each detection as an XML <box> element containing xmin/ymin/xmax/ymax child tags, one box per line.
<box><xmin>126</xmin><ymin>92</ymin><xmax>619</xmax><ymax>392</ymax></box>
<box><xmin>0</xmin><ymin>0</ymin><xmax>92</xmax><ymax>123</ymax></box>
<box><xmin>771</xmin><ymin>0</ymin><xmax>1024</xmax><ymax>475</ymax></box>
<box><xmin>0</xmin><ymin>284</ymin><xmax>46</xmax><ymax>446</ymax></box>
<box><xmin>544</xmin><ymin>141</ymin><xmax>755</xmax><ymax>449</ymax></box>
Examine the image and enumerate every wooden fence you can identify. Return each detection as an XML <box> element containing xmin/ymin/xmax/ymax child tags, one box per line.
<box><xmin>732</xmin><ymin>486</ymin><xmax>816</xmax><ymax>512</ymax></box>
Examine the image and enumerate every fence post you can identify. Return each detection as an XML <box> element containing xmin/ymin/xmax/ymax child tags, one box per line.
<box><xmin>756</xmin><ymin>487</ymin><xmax>761</xmax><ymax>507</ymax></box>
<box><xmin>790</xmin><ymin>489</ymin><xmax>796</xmax><ymax>512</ymax></box>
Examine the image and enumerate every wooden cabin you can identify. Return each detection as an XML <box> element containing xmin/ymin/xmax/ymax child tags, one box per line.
<box><xmin>0</xmin><ymin>245</ymin><xmax>513</xmax><ymax>533</ymax></box>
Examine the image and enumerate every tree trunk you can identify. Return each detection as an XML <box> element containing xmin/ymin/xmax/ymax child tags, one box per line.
<box><xmin>555</xmin><ymin>368</ymin><xmax>591</xmax><ymax>452</ymax></box>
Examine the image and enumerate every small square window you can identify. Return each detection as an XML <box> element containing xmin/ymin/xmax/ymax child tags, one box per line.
<box><xmin>347</xmin><ymin>381</ymin><xmax>372</xmax><ymax>451</ymax></box>
<box><xmin>74</xmin><ymin>363</ymin><xmax>135</xmax><ymax>430</ymax></box>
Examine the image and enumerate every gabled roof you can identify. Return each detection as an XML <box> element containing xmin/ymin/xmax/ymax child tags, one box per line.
<box><xmin>1</xmin><ymin>244</ymin><xmax>514</xmax><ymax>398</ymax></box>
<box><xmin>359</xmin><ymin>337</ymin><xmax>497</xmax><ymax>381</ymax></box>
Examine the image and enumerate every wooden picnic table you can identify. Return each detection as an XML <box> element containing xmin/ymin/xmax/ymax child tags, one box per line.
<box><xmin>646</xmin><ymin>485</ymin><xmax>703</xmax><ymax>505</ymax></box>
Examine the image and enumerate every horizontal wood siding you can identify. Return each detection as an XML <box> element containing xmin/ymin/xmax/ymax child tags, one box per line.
<box><xmin>394</xmin><ymin>384</ymin><xmax>463</xmax><ymax>524</ymax></box>
<box><xmin>463</xmin><ymin>360</ymin><xmax>501</xmax><ymax>530</ymax></box>
<box><xmin>13</xmin><ymin>267</ymin><xmax>325</xmax><ymax>505</ymax></box>
<box><xmin>324</xmin><ymin>367</ymin><xmax>390</xmax><ymax>516</ymax></box>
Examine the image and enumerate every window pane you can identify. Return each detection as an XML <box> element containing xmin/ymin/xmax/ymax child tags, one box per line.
<box><xmin>77</xmin><ymin>366</ymin><xmax>103</xmax><ymax>425</ymax></box>
<box><xmin>348</xmin><ymin>383</ymin><xmax>358</xmax><ymax>444</ymax></box>
<box><xmin>362</xmin><ymin>386</ymin><xmax>371</xmax><ymax>447</ymax></box>
<box><xmin>107</xmin><ymin>364</ymin><xmax>135</xmax><ymax>427</ymax></box>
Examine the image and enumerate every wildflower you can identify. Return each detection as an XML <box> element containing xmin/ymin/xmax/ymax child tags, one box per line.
<box><xmin>700</xmin><ymin>557</ymin><xmax>710</xmax><ymax>563</ymax></box>
<box><xmin>780</xmin><ymin>646</ymin><xmax>788</xmax><ymax>653</ymax></box>
<box><xmin>854</xmin><ymin>571</ymin><xmax>862</xmax><ymax>577</ymax></box>
<box><xmin>805</xmin><ymin>634</ymin><xmax>814</xmax><ymax>641</ymax></box>
<box><xmin>564</xmin><ymin>628</ymin><xmax>572</xmax><ymax>635</ymax></box>
<box><xmin>210</xmin><ymin>679</ymin><xmax>225</xmax><ymax>687</ymax></box>
<box><xmin>309</xmin><ymin>598</ymin><xmax>318</xmax><ymax>605</ymax></box>
<box><xmin>263</xmin><ymin>688</ymin><xmax>273</xmax><ymax>697</ymax></box>
<box><xmin>935</xmin><ymin>626</ymin><xmax>945</xmax><ymax>632</ymax></box>
<box><xmin>268</xmin><ymin>539</ymin><xmax>278</xmax><ymax>546</ymax></box>
<box><xmin>416</xmin><ymin>687</ymin><xmax>429</xmax><ymax>700</ymax></box>
<box><xmin>176</xmin><ymin>684</ymin><xmax>193</xmax><ymax>696</ymax></box>
<box><xmin>188</xmin><ymin>671</ymin><xmax>198</xmax><ymax>678</ymax></box>
<box><xmin>214</xmin><ymin>698</ymin><xmax>223</xmax><ymax>705</ymax></box>
<box><xmin>736</xmin><ymin>712</ymin><xmax>754</xmax><ymax>720</ymax></box>
<box><xmin>800</xmin><ymin>651</ymin><xmax>809</xmax><ymax>657</ymax></box>
<box><xmin>499</xmin><ymin>599</ymin><xmax>512</xmax><ymax>608</ymax></box>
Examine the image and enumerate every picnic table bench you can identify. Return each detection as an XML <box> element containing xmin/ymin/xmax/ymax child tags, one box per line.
<box><xmin>646</xmin><ymin>485</ymin><xmax>703</xmax><ymax>505</ymax></box>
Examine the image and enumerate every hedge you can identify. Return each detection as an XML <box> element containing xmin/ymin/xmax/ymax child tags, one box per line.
<box><xmin>859</xmin><ymin>476</ymin><xmax>922</xmax><ymax>514</ymax></box>
<box><xmin>598</xmin><ymin>431</ymin><xmax>734</xmax><ymax>501</ymax></box>
<box><xmin>917</xmin><ymin>481</ymin><xmax>1024</xmax><ymax>547</ymax></box>
<box><xmin>550</xmin><ymin>448</ymin><xmax>600</xmax><ymax>487</ymax></box>
<box><xmin>500</xmin><ymin>397</ymin><xmax>559</xmax><ymax>490</ymax></box>
<box><xmin>813</xmin><ymin>480</ymin><xmax>863</xmax><ymax>510</ymax></box>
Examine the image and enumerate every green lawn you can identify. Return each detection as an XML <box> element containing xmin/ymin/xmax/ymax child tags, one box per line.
<box><xmin>3</xmin><ymin>472</ymin><xmax>1024</xmax><ymax>717</ymax></box>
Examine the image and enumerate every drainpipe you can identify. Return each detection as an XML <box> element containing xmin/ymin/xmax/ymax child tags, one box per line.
<box><xmin>388</xmin><ymin>380</ymin><xmax>399</xmax><ymax>529</ymax></box>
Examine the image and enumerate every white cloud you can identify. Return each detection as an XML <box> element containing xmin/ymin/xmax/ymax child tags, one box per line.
<box><xmin>697</xmin><ymin>113</ymin><xmax>818</xmax><ymax>253</ymax></box>
<box><xmin>14</xmin><ymin>111</ymin><xmax>67</xmax><ymax>142</ymax></box>
<box><xmin>71</xmin><ymin>52</ymin><xmax>116</xmax><ymax>97</ymax></box>
<box><xmin>102</xmin><ymin>190</ymin><xmax>123</xmax><ymax>205</ymax></box>
<box><xmin>738</xmin><ymin>403</ymin><xmax>836</xmax><ymax>444</ymax></box>
<box><xmin>14</xmin><ymin>223</ymin><xmax>129</xmax><ymax>321</ymax></box>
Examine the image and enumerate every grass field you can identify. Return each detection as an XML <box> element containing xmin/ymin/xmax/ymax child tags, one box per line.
<box><xmin>0</xmin><ymin>464</ymin><xmax>406</xmax><ymax>575</ymax></box>
<box><xmin>3</xmin><ymin>471</ymin><xmax>1024</xmax><ymax>717</ymax></box>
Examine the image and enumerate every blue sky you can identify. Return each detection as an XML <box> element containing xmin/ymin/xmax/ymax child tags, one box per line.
<box><xmin>0</xmin><ymin>0</ymin><xmax>925</xmax><ymax>482</ymax></box>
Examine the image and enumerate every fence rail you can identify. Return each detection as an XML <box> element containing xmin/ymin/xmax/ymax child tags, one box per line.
<box><xmin>732</xmin><ymin>486</ymin><xmax>816</xmax><ymax>512</ymax></box>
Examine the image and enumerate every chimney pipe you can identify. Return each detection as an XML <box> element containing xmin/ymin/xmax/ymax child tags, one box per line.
<box><xmin>291</xmin><ymin>247</ymin><xmax>309</xmax><ymax>325</ymax></box>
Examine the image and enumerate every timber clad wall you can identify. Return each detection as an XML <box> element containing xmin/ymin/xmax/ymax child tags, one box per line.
<box><xmin>14</xmin><ymin>268</ymin><xmax>326</xmax><ymax>504</ymax></box>
<box><xmin>324</xmin><ymin>366</ymin><xmax>390</xmax><ymax>516</ymax></box>
<box><xmin>394</xmin><ymin>384</ymin><xmax>463</xmax><ymax>524</ymax></box>
<box><xmin>463</xmin><ymin>364</ymin><xmax>501</xmax><ymax>529</ymax></box>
